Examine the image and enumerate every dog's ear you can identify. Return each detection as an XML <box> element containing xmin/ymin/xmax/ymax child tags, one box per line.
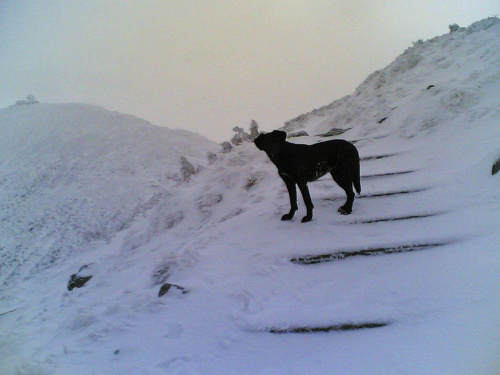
<box><xmin>272</xmin><ymin>130</ymin><xmax>287</xmax><ymax>143</ymax></box>
<box><xmin>254</xmin><ymin>133</ymin><xmax>265</xmax><ymax>150</ymax></box>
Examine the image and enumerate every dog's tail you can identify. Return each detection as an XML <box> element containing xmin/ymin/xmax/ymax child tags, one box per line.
<box><xmin>354</xmin><ymin>158</ymin><xmax>361</xmax><ymax>194</ymax></box>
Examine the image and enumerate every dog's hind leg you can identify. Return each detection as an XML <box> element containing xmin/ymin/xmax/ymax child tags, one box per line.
<box><xmin>280</xmin><ymin>173</ymin><xmax>298</xmax><ymax>221</ymax></box>
<box><xmin>297</xmin><ymin>182</ymin><xmax>314</xmax><ymax>222</ymax></box>
<box><xmin>331</xmin><ymin>172</ymin><xmax>355</xmax><ymax>215</ymax></box>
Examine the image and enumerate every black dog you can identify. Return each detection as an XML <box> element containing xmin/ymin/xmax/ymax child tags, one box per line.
<box><xmin>255</xmin><ymin>130</ymin><xmax>361</xmax><ymax>222</ymax></box>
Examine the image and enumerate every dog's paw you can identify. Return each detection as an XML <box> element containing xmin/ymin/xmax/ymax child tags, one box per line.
<box><xmin>281</xmin><ymin>213</ymin><xmax>294</xmax><ymax>221</ymax></box>
<box><xmin>338</xmin><ymin>207</ymin><xmax>352</xmax><ymax>215</ymax></box>
<box><xmin>301</xmin><ymin>215</ymin><xmax>312</xmax><ymax>223</ymax></box>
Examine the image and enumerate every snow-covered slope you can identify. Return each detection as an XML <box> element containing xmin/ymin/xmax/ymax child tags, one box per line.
<box><xmin>1</xmin><ymin>18</ymin><xmax>499</xmax><ymax>375</ymax></box>
<box><xmin>0</xmin><ymin>103</ymin><xmax>217</xmax><ymax>286</ymax></box>
<box><xmin>284</xmin><ymin>17</ymin><xmax>500</xmax><ymax>141</ymax></box>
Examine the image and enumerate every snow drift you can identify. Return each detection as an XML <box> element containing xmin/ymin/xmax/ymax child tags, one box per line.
<box><xmin>1</xmin><ymin>17</ymin><xmax>499</xmax><ymax>375</ymax></box>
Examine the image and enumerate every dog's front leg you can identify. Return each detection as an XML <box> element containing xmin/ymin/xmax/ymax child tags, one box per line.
<box><xmin>298</xmin><ymin>182</ymin><xmax>314</xmax><ymax>223</ymax></box>
<box><xmin>280</xmin><ymin>173</ymin><xmax>298</xmax><ymax>221</ymax></box>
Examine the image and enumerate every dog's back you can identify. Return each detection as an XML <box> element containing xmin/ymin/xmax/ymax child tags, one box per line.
<box><xmin>279</xmin><ymin>139</ymin><xmax>360</xmax><ymax>192</ymax></box>
<box><xmin>311</xmin><ymin>140</ymin><xmax>361</xmax><ymax>194</ymax></box>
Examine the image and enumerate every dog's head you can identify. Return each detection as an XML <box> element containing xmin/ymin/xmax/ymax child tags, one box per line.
<box><xmin>254</xmin><ymin>130</ymin><xmax>287</xmax><ymax>157</ymax></box>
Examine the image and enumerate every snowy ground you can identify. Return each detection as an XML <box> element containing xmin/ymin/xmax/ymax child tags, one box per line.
<box><xmin>1</xmin><ymin>17</ymin><xmax>499</xmax><ymax>375</ymax></box>
<box><xmin>0</xmin><ymin>103</ymin><xmax>217</xmax><ymax>286</ymax></box>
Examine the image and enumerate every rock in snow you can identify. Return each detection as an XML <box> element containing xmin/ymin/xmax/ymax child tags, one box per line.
<box><xmin>493</xmin><ymin>158</ymin><xmax>500</xmax><ymax>175</ymax></box>
<box><xmin>158</xmin><ymin>283</ymin><xmax>188</xmax><ymax>297</ymax></box>
<box><xmin>67</xmin><ymin>265</ymin><xmax>93</xmax><ymax>291</ymax></box>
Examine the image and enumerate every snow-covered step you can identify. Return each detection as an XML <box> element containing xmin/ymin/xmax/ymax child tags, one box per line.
<box><xmin>289</xmin><ymin>240</ymin><xmax>456</xmax><ymax>265</ymax></box>
<box><xmin>266</xmin><ymin>321</ymin><xmax>390</xmax><ymax>334</ymax></box>
<box><xmin>361</xmin><ymin>170</ymin><xmax>415</xmax><ymax>179</ymax></box>
<box><xmin>310</xmin><ymin>169</ymin><xmax>416</xmax><ymax>184</ymax></box>
<box><xmin>346</xmin><ymin>212</ymin><xmax>443</xmax><ymax>224</ymax></box>
<box><xmin>359</xmin><ymin>187</ymin><xmax>432</xmax><ymax>198</ymax></box>
<box><xmin>319</xmin><ymin>187</ymin><xmax>431</xmax><ymax>200</ymax></box>
<box><xmin>360</xmin><ymin>152</ymin><xmax>402</xmax><ymax>161</ymax></box>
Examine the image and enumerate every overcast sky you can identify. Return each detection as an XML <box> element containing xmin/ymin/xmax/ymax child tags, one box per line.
<box><xmin>1</xmin><ymin>1</ymin><xmax>498</xmax><ymax>141</ymax></box>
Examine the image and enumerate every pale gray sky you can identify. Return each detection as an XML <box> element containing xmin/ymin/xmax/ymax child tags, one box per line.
<box><xmin>1</xmin><ymin>1</ymin><xmax>498</xmax><ymax>141</ymax></box>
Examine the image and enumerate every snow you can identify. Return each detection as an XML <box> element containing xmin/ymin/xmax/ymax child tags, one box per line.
<box><xmin>0</xmin><ymin>103</ymin><xmax>218</xmax><ymax>286</ymax></box>
<box><xmin>1</xmin><ymin>17</ymin><xmax>500</xmax><ymax>375</ymax></box>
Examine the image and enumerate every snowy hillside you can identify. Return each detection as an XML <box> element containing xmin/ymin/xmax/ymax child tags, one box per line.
<box><xmin>1</xmin><ymin>18</ymin><xmax>500</xmax><ymax>375</ymax></box>
<box><xmin>0</xmin><ymin>103</ymin><xmax>217</xmax><ymax>286</ymax></box>
<box><xmin>284</xmin><ymin>17</ymin><xmax>500</xmax><ymax>140</ymax></box>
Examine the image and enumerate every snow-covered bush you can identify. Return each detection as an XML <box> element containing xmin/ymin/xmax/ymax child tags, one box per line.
<box><xmin>231</xmin><ymin>126</ymin><xmax>250</xmax><ymax>145</ymax></box>
<box><xmin>180</xmin><ymin>156</ymin><xmax>196</xmax><ymax>181</ymax></box>
<box><xmin>222</xmin><ymin>120</ymin><xmax>261</xmax><ymax>152</ymax></box>
<box><xmin>249</xmin><ymin>120</ymin><xmax>260</xmax><ymax>141</ymax></box>
<box><xmin>15</xmin><ymin>95</ymin><xmax>39</xmax><ymax>105</ymax></box>
<box><xmin>220</xmin><ymin>141</ymin><xmax>233</xmax><ymax>153</ymax></box>
<box><xmin>207</xmin><ymin>152</ymin><xmax>218</xmax><ymax>164</ymax></box>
